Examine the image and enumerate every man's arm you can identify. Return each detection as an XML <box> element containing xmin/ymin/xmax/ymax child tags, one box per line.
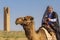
<box><xmin>48</xmin><ymin>12</ymin><xmax>58</xmax><ymax>22</ymax></box>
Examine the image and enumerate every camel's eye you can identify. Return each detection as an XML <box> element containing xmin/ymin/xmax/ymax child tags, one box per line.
<box><xmin>30</xmin><ymin>17</ymin><xmax>34</xmax><ymax>20</ymax></box>
<box><xmin>24</xmin><ymin>18</ymin><xmax>27</xmax><ymax>21</ymax></box>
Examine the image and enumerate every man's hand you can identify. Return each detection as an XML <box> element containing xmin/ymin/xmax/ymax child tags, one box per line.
<box><xmin>48</xmin><ymin>18</ymin><xmax>51</xmax><ymax>21</ymax></box>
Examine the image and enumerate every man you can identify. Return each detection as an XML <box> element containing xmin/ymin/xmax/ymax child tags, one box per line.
<box><xmin>42</xmin><ymin>6</ymin><xmax>60</xmax><ymax>40</ymax></box>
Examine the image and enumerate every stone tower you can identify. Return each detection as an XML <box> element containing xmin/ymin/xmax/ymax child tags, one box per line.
<box><xmin>4</xmin><ymin>7</ymin><xmax>10</xmax><ymax>32</ymax></box>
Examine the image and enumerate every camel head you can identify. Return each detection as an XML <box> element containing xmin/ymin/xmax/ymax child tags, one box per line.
<box><xmin>15</xmin><ymin>16</ymin><xmax>34</xmax><ymax>26</ymax></box>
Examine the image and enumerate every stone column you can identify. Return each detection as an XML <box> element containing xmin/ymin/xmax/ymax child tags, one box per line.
<box><xmin>4</xmin><ymin>7</ymin><xmax>10</xmax><ymax>32</ymax></box>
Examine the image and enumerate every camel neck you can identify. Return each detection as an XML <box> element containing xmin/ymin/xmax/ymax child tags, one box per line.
<box><xmin>23</xmin><ymin>23</ymin><xmax>36</xmax><ymax>40</ymax></box>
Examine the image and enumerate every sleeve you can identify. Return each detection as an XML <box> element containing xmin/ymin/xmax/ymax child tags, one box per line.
<box><xmin>50</xmin><ymin>18</ymin><xmax>57</xmax><ymax>22</ymax></box>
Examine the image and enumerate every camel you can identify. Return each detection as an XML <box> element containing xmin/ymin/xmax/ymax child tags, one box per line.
<box><xmin>15</xmin><ymin>16</ymin><xmax>57</xmax><ymax>40</ymax></box>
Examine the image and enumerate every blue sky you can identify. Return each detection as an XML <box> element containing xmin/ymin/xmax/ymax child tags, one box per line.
<box><xmin>0</xmin><ymin>0</ymin><xmax>60</xmax><ymax>31</ymax></box>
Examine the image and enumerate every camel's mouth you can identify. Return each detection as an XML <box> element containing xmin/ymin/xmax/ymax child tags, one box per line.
<box><xmin>15</xmin><ymin>20</ymin><xmax>19</xmax><ymax>25</ymax></box>
<box><xmin>15</xmin><ymin>22</ymin><xmax>19</xmax><ymax>25</ymax></box>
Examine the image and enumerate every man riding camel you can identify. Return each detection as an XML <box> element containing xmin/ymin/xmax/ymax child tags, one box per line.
<box><xmin>42</xmin><ymin>6</ymin><xmax>60</xmax><ymax>40</ymax></box>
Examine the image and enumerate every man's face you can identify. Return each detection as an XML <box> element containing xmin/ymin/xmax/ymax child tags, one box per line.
<box><xmin>48</xmin><ymin>7</ymin><xmax>53</xmax><ymax>13</ymax></box>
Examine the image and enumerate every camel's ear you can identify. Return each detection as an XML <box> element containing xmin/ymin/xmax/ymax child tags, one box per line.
<box><xmin>30</xmin><ymin>17</ymin><xmax>34</xmax><ymax>20</ymax></box>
